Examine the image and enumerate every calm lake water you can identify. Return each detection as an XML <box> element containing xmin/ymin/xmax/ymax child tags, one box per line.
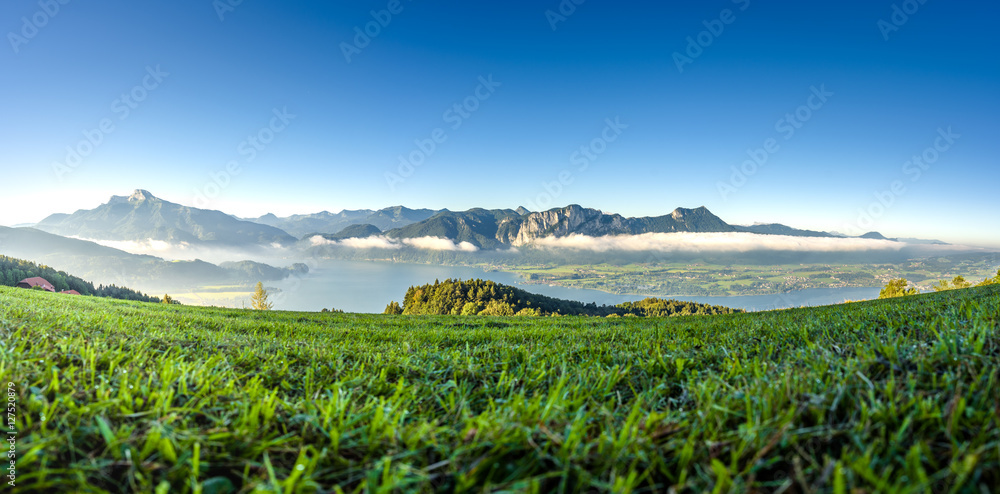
<box><xmin>270</xmin><ymin>259</ymin><xmax>881</xmax><ymax>313</ymax></box>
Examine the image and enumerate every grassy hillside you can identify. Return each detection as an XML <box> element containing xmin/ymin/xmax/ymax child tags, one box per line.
<box><xmin>3</xmin><ymin>285</ymin><xmax>999</xmax><ymax>492</ymax></box>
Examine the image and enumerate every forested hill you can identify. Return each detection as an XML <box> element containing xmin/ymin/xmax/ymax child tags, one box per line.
<box><xmin>385</xmin><ymin>278</ymin><xmax>741</xmax><ymax>317</ymax></box>
<box><xmin>0</xmin><ymin>255</ymin><xmax>158</xmax><ymax>302</ymax></box>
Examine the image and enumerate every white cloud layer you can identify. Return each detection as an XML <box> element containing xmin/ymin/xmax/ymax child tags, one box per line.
<box><xmin>77</xmin><ymin>236</ymin><xmax>295</xmax><ymax>264</ymax></box>
<box><xmin>527</xmin><ymin>232</ymin><xmax>908</xmax><ymax>253</ymax></box>
<box><xmin>403</xmin><ymin>237</ymin><xmax>479</xmax><ymax>252</ymax></box>
<box><xmin>310</xmin><ymin>235</ymin><xmax>479</xmax><ymax>252</ymax></box>
<box><xmin>85</xmin><ymin>238</ymin><xmax>191</xmax><ymax>253</ymax></box>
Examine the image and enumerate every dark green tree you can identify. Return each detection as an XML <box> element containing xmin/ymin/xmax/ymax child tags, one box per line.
<box><xmin>392</xmin><ymin>278</ymin><xmax>741</xmax><ymax>318</ymax></box>
<box><xmin>383</xmin><ymin>301</ymin><xmax>403</xmax><ymax>315</ymax></box>
<box><xmin>879</xmin><ymin>278</ymin><xmax>918</xmax><ymax>299</ymax></box>
<box><xmin>934</xmin><ymin>275</ymin><xmax>973</xmax><ymax>292</ymax></box>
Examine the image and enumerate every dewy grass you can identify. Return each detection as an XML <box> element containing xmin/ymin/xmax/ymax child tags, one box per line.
<box><xmin>2</xmin><ymin>285</ymin><xmax>998</xmax><ymax>492</ymax></box>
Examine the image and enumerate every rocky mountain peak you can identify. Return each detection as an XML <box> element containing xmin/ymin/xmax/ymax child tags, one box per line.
<box><xmin>128</xmin><ymin>189</ymin><xmax>155</xmax><ymax>202</ymax></box>
<box><xmin>511</xmin><ymin>205</ymin><xmax>629</xmax><ymax>246</ymax></box>
<box><xmin>670</xmin><ymin>206</ymin><xmax>707</xmax><ymax>219</ymax></box>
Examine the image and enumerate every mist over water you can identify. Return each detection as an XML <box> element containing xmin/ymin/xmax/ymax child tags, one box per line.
<box><xmin>268</xmin><ymin>259</ymin><xmax>882</xmax><ymax>313</ymax></box>
<box><xmin>37</xmin><ymin>235</ymin><xmax>989</xmax><ymax>313</ymax></box>
<box><xmin>268</xmin><ymin>260</ymin><xmax>515</xmax><ymax>313</ymax></box>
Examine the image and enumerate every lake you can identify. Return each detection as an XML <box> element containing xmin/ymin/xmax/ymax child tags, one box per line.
<box><xmin>270</xmin><ymin>259</ymin><xmax>881</xmax><ymax>313</ymax></box>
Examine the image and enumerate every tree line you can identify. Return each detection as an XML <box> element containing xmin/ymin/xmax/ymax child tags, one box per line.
<box><xmin>0</xmin><ymin>255</ymin><xmax>159</xmax><ymax>303</ymax></box>
<box><xmin>879</xmin><ymin>268</ymin><xmax>1000</xmax><ymax>299</ymax></box>
<box><xmin>384</xmin><ymin>278</ymin><xmax>743</xmax><ymax>317</ymax></box>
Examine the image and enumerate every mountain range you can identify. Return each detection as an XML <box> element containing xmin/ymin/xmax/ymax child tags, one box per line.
<box><xmin>246</xmin><ymin>206</ymin><xmax>440</xmax><ymax>238</ymax></box>
<box><xmin>24</xmin><ymin>190</ymin><xmax>946</xmax><ymax>250</ymax></box>
<box><xmin>311</xmin><ymin>204</ymin><xmax>940</xmax><ymax>249</ymax></box>
<box><xmin>36</xmin><ymin>190</ymin><xmax>297</xmax><ymax>246</ymax></box>
<box><xmin>367</xmin><ymin>205</ymin><xmax>739</xmax><ymax>249</ymax></box>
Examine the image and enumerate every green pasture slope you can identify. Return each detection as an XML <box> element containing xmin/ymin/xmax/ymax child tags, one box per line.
<box><xmin>2</xmin><ymin>285</ymin><xmax>999</xmax><ymax>493</ymax></box>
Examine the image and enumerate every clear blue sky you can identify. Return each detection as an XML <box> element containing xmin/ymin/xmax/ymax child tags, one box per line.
<box><xmin>1</xmin><ymin>1</ymin><xmax>998</xmax><ymax>246</ymax></box>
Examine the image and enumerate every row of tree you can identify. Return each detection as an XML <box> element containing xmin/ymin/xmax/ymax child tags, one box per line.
<box><xmin>383</xmin><ymin>278</ymin><xmax>743</xmax><ymax>317</ymax></box>
<box><xmin>0</xmin><ymin>255</ymin><xmax>159</xmax><ymax>303</ymax></box>
<box><xmin>878</xmin><ymin>269</ymin><xmax>1000</xmax><ymax>299</ymax></box>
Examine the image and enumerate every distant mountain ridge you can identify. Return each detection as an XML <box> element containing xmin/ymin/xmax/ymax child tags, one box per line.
<box><xmin>246</xmin><ymin>206</ymin><xmax>440</xmax><ymax>238</ymax></box>
<box><xmin>828</xmin><ymin>230</ymin><xmax>947</xmax><ymax>245</ymax></box>
<box><xmin>36</xmin><ymin>190</ymin><xmax>297</xmax><ymax>246</ymax></box>
<box><xmin>734</xmin><ymin>224</ymin><xmax>834</xmax><ymax>238</ymax></box>
<box><xmin>311</xmin><ymin>205</ymin><xmax>949</xmax><ymax>249</ymax></box>
<box><xmin>310</xmin><ymin>205</ymin><xmax>855</xmax><ymax>249</ymax></box>
<box><xmin>32</xmin><ymin>189</ymin><xmax>948</xmax><ymax>249</ymax></box>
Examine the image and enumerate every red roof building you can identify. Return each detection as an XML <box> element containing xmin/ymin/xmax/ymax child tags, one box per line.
<box><xmin>59</xmin><ymin>290</ymin><xmax>81</xmax><ymax>295</ymax></box>
<box><xmin>16</xmin><ymin>277</ymin><xmax>56</xmax><ymax>292</ymax></box>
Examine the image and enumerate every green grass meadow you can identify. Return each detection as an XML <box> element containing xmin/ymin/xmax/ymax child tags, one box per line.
<box><xmin>2</xmin><ymin>284</ymin><xmax>999</xmax><ymax>492</ymax></box>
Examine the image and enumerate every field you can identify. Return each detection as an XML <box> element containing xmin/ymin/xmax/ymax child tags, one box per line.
<box><xmin>497</xmin><ymin>255</ymin><xmax>1000</xmax><ymax>297</ymax></box>
<box><xmin>2</xmin><ymin>284</ymin><xmax>999</xmax><ymax>492</ymax></box>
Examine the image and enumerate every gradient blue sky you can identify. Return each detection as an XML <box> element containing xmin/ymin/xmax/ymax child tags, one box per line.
<box><xmin>2</xmin><ymin>1</ymin><xmax>998</xmax><ymax>246</ymax></box>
